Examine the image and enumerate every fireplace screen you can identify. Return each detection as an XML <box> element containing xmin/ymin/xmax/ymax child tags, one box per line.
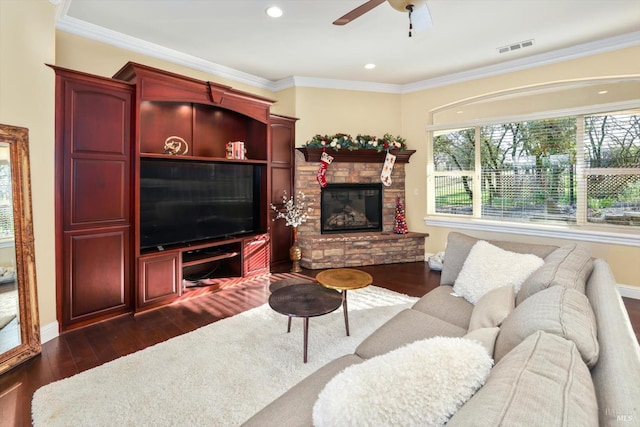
<box><xmin>321</xmin><ymin>183</ymin><xmax>383</xmax><ymax>234</ymax></box>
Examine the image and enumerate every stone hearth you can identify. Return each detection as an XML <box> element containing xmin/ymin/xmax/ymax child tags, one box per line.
<box><xmin>293</xmin><ymin>149</ymin><xmax>427</xmax><ymax>269</ymax></box>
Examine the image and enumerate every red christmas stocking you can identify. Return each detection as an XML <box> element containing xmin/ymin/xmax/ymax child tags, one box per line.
<box><xmin>317</xmin><ymin>151</ymin><xmax>334</xmax><ymax>188</ymax></box>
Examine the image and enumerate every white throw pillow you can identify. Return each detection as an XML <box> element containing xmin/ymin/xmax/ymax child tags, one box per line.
<box><xmin>312</xmin><ymin>337</ymin><xmax>493</xmax><ymax>427</ymax></box>
<box><xmin>452</xmin><ymin>241</ymin><xmax>544</xmax><ymax>304</ymax></box>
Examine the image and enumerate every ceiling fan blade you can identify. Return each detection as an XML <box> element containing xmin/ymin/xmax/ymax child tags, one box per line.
<box><xmin>411</xmin><ymin>3</ymin><xmax>433</xmax><ymax>31</ymax></box>
<box><xmin>333</xmin><ymin>0</ymin><xmax>387</xmax><ymax>25</ymax></box>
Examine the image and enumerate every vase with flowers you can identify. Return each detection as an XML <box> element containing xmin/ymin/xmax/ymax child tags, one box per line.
<box><xmin>270</xmin><ymin>191</ymin><xmax>311</xmax><ymax>272</ymax></box>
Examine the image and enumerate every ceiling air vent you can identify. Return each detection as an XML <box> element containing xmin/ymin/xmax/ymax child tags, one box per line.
<box><xmin>497</xmin><ymin>39</ymin><xmax>534</xmax><ymax>54</ymax></box>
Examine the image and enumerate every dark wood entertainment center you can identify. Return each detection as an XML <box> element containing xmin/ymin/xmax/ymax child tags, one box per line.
<box><xmin>52</xmin><ymin>63</ymin><xmax>296</xmax><ymax>331</ymax></box>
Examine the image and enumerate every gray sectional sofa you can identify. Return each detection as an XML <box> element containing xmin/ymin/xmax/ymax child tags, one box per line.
<box><xmin>243</xmin><ymin>232</ymin><xmax>640</xmax><ymax>426</ymax></box>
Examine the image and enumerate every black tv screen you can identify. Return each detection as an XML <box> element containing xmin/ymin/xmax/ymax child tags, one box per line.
<box><xmin>140</xmin><ymin>158</ymin><xmax>260</xmax><ymax>250</ymax></box>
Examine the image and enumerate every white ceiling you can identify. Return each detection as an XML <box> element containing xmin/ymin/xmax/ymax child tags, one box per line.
<box><xmin>57</xmin><ymin>0</ymin><xmax>640</xmax><ymax>90</ymax></box>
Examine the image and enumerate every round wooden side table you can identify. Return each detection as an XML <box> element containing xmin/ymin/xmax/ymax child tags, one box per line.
<box><xmin>315</xmin><ymin>268</ymin><xmax>373</xmax><ymax>336</ymax></box>
<box><xmin>268</xmin><ymin>283</ymin><xmax>342</xmax><ymax>363</ymax></box>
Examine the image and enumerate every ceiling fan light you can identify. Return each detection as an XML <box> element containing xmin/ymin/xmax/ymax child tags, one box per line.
<box><xmin>388</xmin><ymin>0</ymin><xmax>427</xmax><ymax>13</ymax></box>
<box><xmin>265</xmin><ymin>6</ymin><xmax>283</xmax><ymax>18</ymax></box>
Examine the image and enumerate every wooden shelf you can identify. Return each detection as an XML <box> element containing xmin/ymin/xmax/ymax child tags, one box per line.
<box><xmin>182</xmin><ymin>251</ymin><xmax>240</xmax><ymax>267</ymax></box>
<box><xmin>296</xmin><ymin>148</ymin><xmax>416</xmax><ymax>163</ymax></box>
<box><xmin>139</xmin><ymin>153</ymin><xmax>268</xmax><ymax>164</ymax></box>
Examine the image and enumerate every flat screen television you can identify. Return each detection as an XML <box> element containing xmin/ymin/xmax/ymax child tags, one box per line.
<box><xmin>139</xmin><ymin>158</ymin><xmax>261</xmax><ymax>250</ymax></box>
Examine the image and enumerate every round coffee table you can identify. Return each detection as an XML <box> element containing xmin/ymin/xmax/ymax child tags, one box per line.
<box><xmin>315</xmin><ymin>268</ymin><xmax>373</xmax><ymax>336</ymax></box>
<box><xmin>269</xmin><ymin>283</ymin><xmax>342</xmax><ymax>363</ymax></box>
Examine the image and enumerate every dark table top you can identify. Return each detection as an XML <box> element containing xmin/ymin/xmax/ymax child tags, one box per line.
<box><xmin>269</xmin><ymin>283</ymin><xmax>342</xmax><ymax>318</ymax></box>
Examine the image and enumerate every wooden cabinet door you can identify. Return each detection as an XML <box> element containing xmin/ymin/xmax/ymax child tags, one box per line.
<box><xmin>243</xmin><ymin>234</ymin><xmax>270</xmax><ymax>277</ymax></box>
<box><xmin>54</xmin><ymin>69</ymin><xmax>134</xmax><ymax>330</ymax></box>
<box><xmin>269</xmin><ymin>115</ymin><xmax>297</xmax><ymax>268</ymax></box>
<box><xmin>138</xmin><ymin>252</ymin><xmax>181</xmax><ymax>309</ymax></box>
<box><xmin>62</xmin><ymin>228</ymin><xmax>130</xmax><ymax>326</ymax></box>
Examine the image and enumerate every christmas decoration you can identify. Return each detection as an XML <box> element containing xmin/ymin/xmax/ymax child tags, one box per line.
<box><xmin>381</xmin><ymin>151</ymin><xmax>396</xmax><ymax>186</ymax></box>
<box><xmin>317</xmin><ymin>150</ymin><xmax>334</xmax><ymax>188</ymax></box>
<box><xmin>304</xmin><ymin>133</ymin><xmax>407</xmax><ymax>152</ymax></box>
<box><xmin>393</xmin><ymin>196</ymin><xmax>408</xmax><ymax>234</ymax></box>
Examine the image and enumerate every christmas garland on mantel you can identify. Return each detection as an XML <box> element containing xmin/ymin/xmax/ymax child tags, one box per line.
<box><xmin>303</xmin><ymin>133</ymin><xmax>407</xmax><ymax>152</ymax></box>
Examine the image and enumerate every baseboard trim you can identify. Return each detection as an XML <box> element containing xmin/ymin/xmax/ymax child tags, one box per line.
<box><xmin>40</xmin><ymin>321</ymin><xmax>59</xmax><ymax>344</ymax></box>
<box><xmin>618</xmin><ymin>284</ymin><xmax>640</xmax><ymax>300</ymax></box>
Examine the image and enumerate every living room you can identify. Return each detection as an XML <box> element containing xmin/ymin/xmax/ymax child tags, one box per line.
<box><xmin>1</xmin><ymin>0</ymin><xmax>639</xmax><ymax>425</ymax></box>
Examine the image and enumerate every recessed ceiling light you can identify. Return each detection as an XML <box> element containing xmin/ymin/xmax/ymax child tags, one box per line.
<box><xmin>598</xmin><ymin>90</ymin><xmax>609</xmax><ymax>95</ymax></box>
<box><xmin>364</xmin><ymin>63</ymin><xmax>376</xmax><ymax>70</ymax></box>
<box><xmin>266</xmin><ymin>6</ymin><xmax>283</xmax><ymax>18</ymax></box>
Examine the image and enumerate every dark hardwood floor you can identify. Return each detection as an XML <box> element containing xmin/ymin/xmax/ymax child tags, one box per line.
<box><xmin>0</xmin><ymin>262</ymin><xmax>638</xmax><ymax>427</ymax></box>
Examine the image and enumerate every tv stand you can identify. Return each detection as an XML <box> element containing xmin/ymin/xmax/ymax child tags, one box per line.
<box><xmin>137</xmin><ymin>234</ymin><xmax>269</xmax><ymax>310</ymax></box>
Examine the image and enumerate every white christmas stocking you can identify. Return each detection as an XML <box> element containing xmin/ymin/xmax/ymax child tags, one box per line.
<box><xmin>381</xmin><ymin>152</ymin><xmax>396</xmax><ymax>187</ymax></box>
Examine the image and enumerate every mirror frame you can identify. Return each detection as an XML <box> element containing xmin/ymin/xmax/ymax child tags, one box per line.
<box><xmin>0</xmin><ymin>123</ymin><xmax>40</xmax><ymax>375</ymax></box>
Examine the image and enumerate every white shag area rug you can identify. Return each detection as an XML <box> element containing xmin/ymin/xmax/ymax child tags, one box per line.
<box><xmin>32</xmin><ymin>285</ymin><xmax>416</xmax><ymax>426</ymax></box>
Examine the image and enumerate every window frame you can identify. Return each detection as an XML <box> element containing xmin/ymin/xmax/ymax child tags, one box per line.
<box><xmin>425</xmin><ymin>100</ymin><xmax>640</xmax><ymax>247</ymax></box>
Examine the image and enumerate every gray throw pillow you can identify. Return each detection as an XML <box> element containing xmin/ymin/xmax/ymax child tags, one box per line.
<box><xmin>516</xmin><ymin>243</ymin><xmax>594</xmax><ymax>305</ymax></box>
<box><xmin>495</xmin><ymin>286</ymin><xmax>599</xmax><ymax>367</ymax></box>
<box><xmin>448</xmin><ymin>331</ymin><xmax>599</xmax><ymax>427</ymax></box>
<box><xmin>468</xmin><ymin>285</ymin><xmax>515</xmax><ymax>331</ymax></box>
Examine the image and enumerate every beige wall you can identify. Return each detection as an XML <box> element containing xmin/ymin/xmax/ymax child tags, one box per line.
<box><xmin>0</xmin><ymin>0</ymin><xmax>57</xmax><ymax>327</ymax></box>
<box><xmin>271</xmin><ymin>86</ymin><xmax>296</xmax><ymax>117</ymax></box>
<box><xmin>291</xmin><ymin>87</ymin><xmax>402</xmax><ymax>147</ymax></box>
<box><xmin>3</xmin><ymin>3</ymin><xmax>638</xmax><ymax>335</ymax></box>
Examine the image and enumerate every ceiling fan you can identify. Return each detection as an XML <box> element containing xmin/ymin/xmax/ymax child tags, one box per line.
<box><xmin>333</xmin><ymin>0</ymin><xmax>433</xmax><ymax>36</ymax></box>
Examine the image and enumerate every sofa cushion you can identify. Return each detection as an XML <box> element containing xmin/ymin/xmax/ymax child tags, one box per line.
<box><xmin>464</xmin><ymin>327</ymin><xmax>500</xmax><ymax>355</ymax></box>
<box><xmin>452</xmin><ymin>241</ymin><xmax>544</xmax><ymax>304</ymax></box>
<box><xmin>440</xmin><ymin>232</ymin><xmax>557</xmax><ymax>286</ymax></box>
<box><xmin>355</xmin><ymin>308</ymin><xmax>467</xmax><ymax>359</ymax></box>
<box><xmin>412</xmin><ymin>285</ymin><xmax>474</xmax><ymax>330</ymax></box>
<box><xmin>241</xmin><ymin>354</ymin><xmax>363</xmax><ymax>427</ymax></box>
<box><xmin>448</xmin><ymin>331</ymin><xmax>598</xmax><ymax>427</ymax></box>
<box><xmin>516</xmin><ymin>243</ymin><xmax>594</xmax><ymax>305</ymax></box>
<box><xmin>586</xmin><ymin>259</ymin><xmax>640</xmax><ymax>426</ymax></box>
<box><xmin>313</xmin><ymin>337</ymin><xmax>492</xmax><ymax>427</ymax></box>
<box><xmin>495</xmin><ymin>286</ymin><xmax>599</xmax><ymax>367</ymax></box>
<box><xmin>468</xmin><ymin>285</ymin><xmax>515</xmax><ymax>331</ymax></box>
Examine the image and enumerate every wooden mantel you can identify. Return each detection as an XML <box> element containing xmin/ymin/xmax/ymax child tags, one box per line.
<box><xmin>296</xmin><ymin>147</ymin><xmax>416</xmax><ymax>163</ymax></box>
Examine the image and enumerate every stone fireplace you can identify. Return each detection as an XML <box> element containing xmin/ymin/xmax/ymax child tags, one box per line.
<box><xmin>293</xmin><ymin>148</ymin><xmax>427</xmax><ymax>269</ymax></box>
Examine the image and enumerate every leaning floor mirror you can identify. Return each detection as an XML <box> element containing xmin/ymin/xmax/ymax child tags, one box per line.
<box><xmin>0</xmin><ymin>124</ymin><xmax>40</xmax><ymax>375</ymax></box>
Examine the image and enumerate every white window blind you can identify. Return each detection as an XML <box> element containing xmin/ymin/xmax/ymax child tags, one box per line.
<box><xmin>0</xmin><ymin>163</ymin><xmax>13</xmax><ymax>239</ymax></box>
<box><xmin>430</xmin><ymin>110</ymin><xmax>640</xmax><ymax>229</ymax></box>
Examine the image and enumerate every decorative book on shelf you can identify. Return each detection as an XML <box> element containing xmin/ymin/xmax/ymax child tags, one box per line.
<box><xmin>296</xmin><ymin>148</ymin><xmax>416</xmax><ymax>163</ymax></box>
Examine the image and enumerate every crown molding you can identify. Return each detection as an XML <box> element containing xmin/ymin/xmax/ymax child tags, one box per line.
<box><xmin>55</xmin><ymin>1</ymin><xmax>640</xmax><ymax>95</ymax></box>
<box><xmin>280</xmin><ymin>76</ymin><xmax>402</xmax><ymax>94</ymax></box>
<box><xmin>55</xmin><ymin>14</ymin><xmax>275</xmax><ymax>90</ymax></box>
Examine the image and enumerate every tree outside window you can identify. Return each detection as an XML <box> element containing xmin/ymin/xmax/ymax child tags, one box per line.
<box><xmin>431</xmin><ymin>110</ymin><xmax>640</xmax><ymax>227</ymax></box>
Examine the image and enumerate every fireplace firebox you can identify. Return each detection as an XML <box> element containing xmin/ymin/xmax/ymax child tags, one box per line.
<box><xmin>321</xmin><ymin>183</ymin><xmax>383</xmax><ymax>234</ymax></box>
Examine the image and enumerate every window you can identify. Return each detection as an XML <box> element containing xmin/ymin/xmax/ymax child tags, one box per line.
<box><xmin>0</xmin><ymin>161</ymin><xmax>13</xmax><ymax>239</ymax></box>
<box><xmin>430</xmin><ymin>110</ymin><xmax>640</xmax><ymax>229</ymax></box>
<box><xmin>584</xmin><ymin>113</ymin><xmax>640</xmax><ymax>226</ymax></box>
